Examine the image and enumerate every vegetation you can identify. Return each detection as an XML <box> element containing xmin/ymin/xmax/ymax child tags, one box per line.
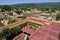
<box><xmin>15</xmin><ymin>10</ymin><xmax>23</xmax><ymax>15</ymax></box>
<box><xmin>0</xmin><ymin>26</ymin><xmax>22</xmax><ymax>40</ymax></box>
<box><xmin>2</xmin><ymin>28</ymin><xmax>12</xmax><ymax>40</ymax></box>
<box><xmin>11</xmin><ymin>26</ymin><xmax>22</xmax><ymax>36</ymax></box>
<box><xmin>47</xmin><ymin>8</ymin><xmax>56</xmax><ymax>13</ymax></box>
<box><xmin>8</xmin><ymin>19</ymin><xmax>17</xmax><ymax>24</ymax></box>
<box><xmin>0</xmin><ymin>2</ymin><xmax>60</xmax><ymax>12</ymax></box>
<box><xmin>0</xmin><ymin>31</ymin><xmax>3</xmax><ymax>40</ymax></box>
<box><xmin>27</xmin><ymin>22</ymin><xmax>40</xmax><ymax>30</ymax></box>
<box><xmin>22</xmin><ymin>16</ymin><xmax>27</xmax><ymax>19</ymax></box>
<box><xmin>56</xmin><ymin>14</ymin><xmax>60</xmax><ymax>21</ymax></box>
<box><xmin>9</xmin><ymin>2</ymin><xmax>60</xmax><ymax>10</ymax></box>
<box><xmin>1</xmin><ymin>5</ymin><xmax>11</xmax><ymax>12</ymax></box>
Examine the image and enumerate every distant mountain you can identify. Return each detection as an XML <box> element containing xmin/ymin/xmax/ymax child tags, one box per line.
<box><xmin>0</xmin><ymin>2</ymin><xmax>60</xmax><ymax>10</ymax></box>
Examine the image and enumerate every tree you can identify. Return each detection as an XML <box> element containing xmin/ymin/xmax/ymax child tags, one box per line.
<box><xmin>1</xmin><ymin>26</ymin><xmax>22</xmax><ymax>40</ymax></box>
<box><xmin>2</xmin><ymin>26</ymin><xmax>22</xmax><ymax>39</ymax></box>
<box><xmin>56</xmin><ymin>14</ymin><xmax>60</xmax><ymax>21</ymax></box>
<box><xmin>47</xmin><ymin>8</ymin><xmax>56</xmax><ymax>13</ymax></box>
<box><xmin>11</xmin><ymin>26</ymin><xmax>22</xmax><ymax>36</ymax></box>
<box><xmin>22</xmin><ymin>16</ymin><xmax>27</xmax><ymax>19</ymax></box>
<box><xmin>2</xmin><ymin>28</ymin><xmax>12</xmax><ymax>40</ymax></box>
<box><xmin>8</xmin><ymin>19</ymin><xmax>16</xmax><ymax>24</ymax></box>
<box><xmin>27</xmin><ymin>8</ymin><xmax>31</xmax><ymax>11</ymax></box>
<box><xmin>1</xmin><ymin>5</ymin><xmax>11</xmax><ymax>12</ymax></box>
<box><xmin>15</xmin><ymin>10</ymin><xmax>23</xmax><ymax>15</ymax></box>
<box><xmin>1</xmin><ymin>9</ymin><xmax>5</xmax><ymax>12</ymax></box>
<box><xmin>0</xmin><ymin>31</ymin><xmax>3</xmax><ymax>40</ymax></box>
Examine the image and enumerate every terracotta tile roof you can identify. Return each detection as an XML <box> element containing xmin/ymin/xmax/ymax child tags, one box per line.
<box><xmin>50</xmin><ymin>22</ymin><xmax>60</xmax><ymax>32</ymax></box>
<box><xmin>30</xmin><ymin>23</ymin><xmax>60</xmax><ymax>40</ymax></box>
<box><xmin>1</xmin><ymin>17</ymin><xmax>60</xmax><ymax>40</ymax></box>
<box><xmin>28</xmin><ymin>17</ymin><xmax>45</xmax><ymax>25</ymax></box>
<box><xmin>13</xmin><ymin>33</ymin><xmax>25</xmax><ymax>40</ymax></box>
<box><xmin>22</xmin><ymin>27</ymin><xmax>35</xmax><ymax>35</ymax></box>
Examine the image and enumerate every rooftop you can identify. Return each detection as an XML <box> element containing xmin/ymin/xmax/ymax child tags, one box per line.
<box><xmin>30</xmin><ymin>22</ymin><xmax>60</xmax><ymax>40</ymax></box>
<box><xmin>13</xmin><ymin>33</ymin><xmax>25</xmax><ymax>40</ymax></box>
<box><xmin>22</xmin><ymin>27</ymin><xmax>35</xmax><ymax>35</ymax></box>
<box><xmin>0</xmin><ymin>17</ymin><xmax>60</xmax><ymax>40</ymax></box>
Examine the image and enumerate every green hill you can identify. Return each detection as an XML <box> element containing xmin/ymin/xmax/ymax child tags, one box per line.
<box><xmin>0</xmin><ymin>2</ymin><xmax>60</xmax><ymax>10</ymax></box>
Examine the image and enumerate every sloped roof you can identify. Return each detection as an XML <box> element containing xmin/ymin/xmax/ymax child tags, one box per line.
<box><xmin>13</xmin><ymin>33</ymin><xmax>25</xmax><ymax>40</ymax></box>
<box><xmin>30</xmin><ymin>22</ymin><xmax>60</xmax><ymax>40</ymax></box>
<box><xmin>28</xmin><ymin>17</ymin><xmax>46</xmax><ymax>25</ymax></box>
<box><xmin>22</xmin><ymin>27</ymin><xmax>35</xmax><ymax>35</ymax></box>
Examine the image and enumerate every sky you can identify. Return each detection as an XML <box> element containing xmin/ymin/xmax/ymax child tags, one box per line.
<box><xmin>0</xmin><ymin>0</ymin><xmax>60</xmax><ymax>5</ymax></box>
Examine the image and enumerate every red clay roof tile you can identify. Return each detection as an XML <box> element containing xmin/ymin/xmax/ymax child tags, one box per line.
<box><xmin>30</xmin><ymin>23</ymin><xmax>60</xmax><ymax>40</ymax></box>
<box><xmin>22</xmin><ymin>27</ymin><xmax>35</xmax><ymax>35</ymax></box>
